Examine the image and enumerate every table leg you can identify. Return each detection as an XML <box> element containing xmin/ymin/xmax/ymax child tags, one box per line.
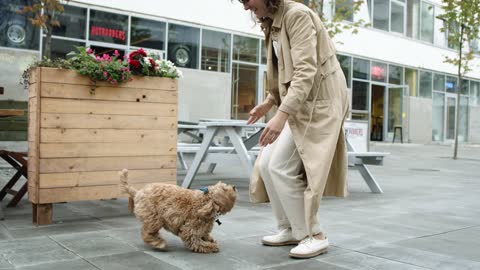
<box><xmin>181</xmin><ymin>128</ymin><xmax>217</xmax><ymax>188</ymax></box>
<box><xmin>226</xmin><ymin>127</ymin><xmax>253</xmax><ymax>176</ymax></box>
<box><xmin>356</xmin><ymin>164</ymin><xmax>383</xmax><ymax>193</ymax></box>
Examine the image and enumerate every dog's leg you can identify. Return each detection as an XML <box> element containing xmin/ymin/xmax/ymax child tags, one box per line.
<box><xmin>141</xmin><ymin>222</ymin><xmax>167</xmax><ymax>250</ymax></box>
<box><xmin>179</xmin><ymin>225</ymin><xmax>219</xmax><ymax>253</ymax></box>
<box><xmin>202</xmin><ymin>234</ymin><xmax>217</xmax><ymax>244</ymax></box>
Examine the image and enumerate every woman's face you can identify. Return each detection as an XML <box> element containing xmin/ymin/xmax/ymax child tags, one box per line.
<box><xmin>242</xmin><ymin>0</ymin><xmax>270</xmax><ymax>19</ymax></box>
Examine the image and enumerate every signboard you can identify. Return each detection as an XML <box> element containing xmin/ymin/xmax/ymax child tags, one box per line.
<box><xmin>344</xmin><ymin>120</ymin><xmax>369</xmax><ymax>152</ymax></box>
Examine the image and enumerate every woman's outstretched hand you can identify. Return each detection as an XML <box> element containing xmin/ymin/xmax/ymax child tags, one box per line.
<box><xmin>247</xmin><ymin>100</ymin><xmax>274</xmax><ymax>125</ymax></box>
<box><xmin>259</xmin><ymin>110</ymin><xmax>289</xmax><ymax>146</ymax></box>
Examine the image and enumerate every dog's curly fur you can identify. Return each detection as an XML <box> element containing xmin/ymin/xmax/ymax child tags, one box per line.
<box><xmin>119</xmin><ymin>169</ymin><xmax>236</xmax><ymax>253</ymax></box>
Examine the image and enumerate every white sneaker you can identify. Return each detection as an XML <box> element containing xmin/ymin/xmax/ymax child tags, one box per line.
<box><xmin>262</xmin><ymin>228</ymin><xmax>300</xmax><ymax>246</ymax></box>
<box><xmin>289</xmin><ymin>236</ymin><xmax>329</xmax><ymax>258</ymax></box>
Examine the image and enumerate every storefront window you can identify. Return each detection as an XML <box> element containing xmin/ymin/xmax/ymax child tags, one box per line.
<box><xmin>419</xmin><ymin>71</ymin><xmax>432</xmax><ymax>98</ymax></box>
<box><xmin>458</xmin><ymin>96</ymin><xmax>469</xmax><ymax>142</ymax></box>
<box><xmin>53</xmin><ymin>5</ymin><xmax>86</xmax><ymax>39</ymax></box>
<box><xmin>353</xmin><ymin>58</ymin><xmax>369</xmax><ymax>80</ymax></box>
<box><xmin>231</xmin><ymin>63</ymin><xmax>258</xmax><ymax>120</ymax></box>
<box><xmin>391</xmin><ymin>1</ymin><xmax>405</xmax><ymax>34</ymax></box>
<box><xmin>432</xmin><ymin>92</ymin><xmax>444</xmax><ymax>141</ymax></box>
<box><xmin>0</xmin><ymin>48</ymin><xmax>37</xmax><ymax>100</ymax></box>
<box><xmin>233</xmin><ymin>35</ymin><xmax>259</xmax><ymax>63</ymax></box>
<box><xmin>404</xmin><ymin>68</ymin><xmax>418</xmax><ymax>96</ymax></box>
<box><xmin>89</xmin><ymin>10</ymin><xmax>128</xmax><ymax>45</ymax></box>
<box><xmin>131</xmin><ymin>17</ymin><xmax>165</xmax><ymax>50</ymax></box>
<box><xmin>168</xmin><ymin>24</ymin><xmax>200</xmax><ymax>69</ymax></box>
<box><xmin>337</xmin><ymin>54</ymin><xmax>351</xmax><ymax>88</ymax></box>
<box><xmin>352</xmin><ymin>80</ymin><xmax>369</xmax><ymax>111</ymax></box>
<box><xmin>201</xmin><ymin>29</ymin><xmax>230</xmax><ymax>73</ymax></box>
<box><xmin>446</xmin><ymin>76</ymin><xmax>458</xmax><ymax>93</ymax></box>
<box><xmin>461</xmin><ymin>79</ymin><xmax>469</xmax><ymax>95</ymax></box>
<box><xmin>261</xmin><ymin>39</ymin><xmax>267</xmax><ymax>65</ymax></box>
<box><xmin>373</xmin><ymin>0</ymin><xmax>389</xmax><ymax>31</ymax></box>
<box><xmin>0</xmin><ymin>0</ymin><xmax>40</xmax><ymax>50</ymax></box>
<box><xmin>434</xmin><ymin>7</ymin><xmax>447</xmax><ymax>47</ymax></box>
<box><xmin>433</xmin><ymin>73</ymin><xmax>445</xmax><ymax>91</ymax></box>
<box><xmin>420</xmin><ymin>1</ymin><xmax>434</xmax><ymax>43</ymax></box>
<box><xmin>388</xmin><ymin>65</ymin><xmax>403</xmax><ymax>85</ymax></box>
<box><xmin>371</xmin><ymin>61</ymin><xmax>387</xmax><ymax>82</ymax></box>
<box><xmin>407</xmin><ymin>0</ymin><xmax>420</xmax><ymax>39</ymax></box>
<box><xmin>470</xmin><ymin>81</ymin><xmax>480</xmax><ymax>106</ymax></box>
<box><xmin>44</xmin><ymin>38</ymin><xmax>84</xmax><ymax>60</ymax></box>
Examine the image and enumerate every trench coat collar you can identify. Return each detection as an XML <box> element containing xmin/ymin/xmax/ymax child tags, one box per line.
<box><xmin>272</xmin><ymin>0</ymin><xmax>286</xmax><ymax>30</ymax></box>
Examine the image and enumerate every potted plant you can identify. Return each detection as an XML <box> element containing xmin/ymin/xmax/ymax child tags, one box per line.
<box><xmin>26</xmin><ymin>47</ymin><xmax>182</xmax><ymax>225</ymax></box>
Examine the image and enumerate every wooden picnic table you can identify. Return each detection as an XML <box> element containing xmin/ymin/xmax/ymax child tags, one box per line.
<box><xmin>0</xmin><ymin>109</ymin><xmax>24</xmax><ymax>117</ymax></box>
<box><xmin>179</xmin><ymin>120</ymin><xmax>266</xmax><ymax>188</ymax></box>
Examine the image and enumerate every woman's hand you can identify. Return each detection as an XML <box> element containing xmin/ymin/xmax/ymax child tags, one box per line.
<box><xmin>247</xmin><ymin>100</ymin><xmax>274</xmax><ymax>125</ymax></box>
<box><xmin>259</xmin><ymin>110</ymin><xmax>289</xmax><ymax>146</ymax></box>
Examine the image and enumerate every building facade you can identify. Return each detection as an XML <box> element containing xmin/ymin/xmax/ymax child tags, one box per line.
<box><xmin>0</xmin><ymin>0</ymin><xmax>479</xmax><ymax>143</ymax></box>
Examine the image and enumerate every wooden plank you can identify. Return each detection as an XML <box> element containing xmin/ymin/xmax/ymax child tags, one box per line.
<box><xmin>0</xmin><ymin>109</ymin><xmax>24</xmax><ymax>116</ymax></box>
<box><xmin>41</xmin><ymin>114</ymin><xmax>177</xmax><ymax>130</ymax></box>
<box><xmin>39</xmin><ymin>156</ymin><xmax>176</xmax><ymax>173</ymax></box>
<box><xmin>37</xmin><ymin>183</ymin><xmax>172</xmax><ymax>203</ymax></box>
<box><xmin>28</xmin><ymin>98</ymin><xmax>37</xmax><ymax>142</ymax></box>
<box><xmin>41</xmin><ymin>83</ymin><xmax>177</xmax><ymax>103</ymax></box>
<box><xmin>29</xmin><ymin>82</ymin><xmax>38</xmax><ymax>98</ymax></box>
<box><xmin>39</xmin><ymin>143</ymin><xmax>176</xmax><ymax>158</ymax></box>
<box><xmin>29</xmin><ymin>68</ymin><xmax>38</xmax><ymax>85</ymax></box>
<box><xmin>41</xmin><ymin>98</ymin><xmax>176</xmax><ymax>116</ymax></box>
<box><xmin>39</xmin><ymin>168</ymin><xmax>176</xmax><ymax>188</ymax></box>
<box><xmin>40</xmin><ymin>67</ymin><xmax>177</xmax><ymax>90</ymax></box>
<box><xmin>28</xmin><ymin>67</ymin><xmax>42</xmax><ymax>205</ymax></box>
<box><xmin>28</xmin><ymin>183</ymin><xmax>38</xmax><ymax>203</ymax></box>
<box><xmin>32</xmin><ymin>203</ymin><xmax>52</xmax><ymax>225</ymax></box>
<box><xmin>40</xmin><ymin>129</ymin><xmax>176</xmax><ymax>143</ymax></box>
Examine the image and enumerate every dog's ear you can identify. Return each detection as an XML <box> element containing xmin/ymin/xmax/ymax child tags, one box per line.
<box><xmin>198</xmin><ymin>200</ymin><xmax>215</xmax><ymax>217</ymax></box>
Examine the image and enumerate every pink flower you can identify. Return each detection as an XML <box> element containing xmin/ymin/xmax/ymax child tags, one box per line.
<box><xmin>86</xmin><ymin>48</ymin><xmax>93</xmax><ymax>54</ymax></box>
<box><xmin>113</xmin><ymin>50</ymin><xmax>120</xmax><ymax>57</ymax></box>
<box><xmin>103</xmin><ymin>71</ymin><xmax>108</xmax><ymax>77</ymax></box>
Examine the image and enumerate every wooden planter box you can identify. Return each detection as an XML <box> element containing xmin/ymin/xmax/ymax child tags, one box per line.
<box><xmin>28</xmin><ymin>67</ymin><xmax>177</xmax><ymax>224</ymax></box>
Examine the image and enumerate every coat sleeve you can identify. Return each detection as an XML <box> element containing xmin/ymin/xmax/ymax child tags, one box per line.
<box><xmin>278</xmin><ymin>10</ymin><xmax>317</xmax><ymax>116</ymax></box>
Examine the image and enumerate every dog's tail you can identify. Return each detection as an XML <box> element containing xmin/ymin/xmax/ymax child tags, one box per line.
<box><xmin>119</xmin><ymin>169</ymin><xmax>137</xmax><ymax>197</ymax></box>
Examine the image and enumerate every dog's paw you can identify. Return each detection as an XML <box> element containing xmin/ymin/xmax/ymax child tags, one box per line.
<box><xmin>203</xmin><ymin>235</ymin><xmax>217</xmax><ymax>244</ymax></box>
<box><xmin>150</xmin><ymin>240</ymin><xmax>167</xmax><ymax>250</ymax></box>
<box><xmin>193</xmin><ymin>243</ymin><xmax>219</xmax><ymax>253</ymax></box>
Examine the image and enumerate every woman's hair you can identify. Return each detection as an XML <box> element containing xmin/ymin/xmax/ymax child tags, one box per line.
<box><xmin>236</xmin><ymin>0</ymin><xmax>281</xmax><ymax>23</ymax></box>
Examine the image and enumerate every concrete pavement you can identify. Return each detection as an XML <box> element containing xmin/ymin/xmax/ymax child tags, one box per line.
<box><xmin>0</xmin><ymin>142</ymin><xmax>479</xmax><ymax>269</ymax></box>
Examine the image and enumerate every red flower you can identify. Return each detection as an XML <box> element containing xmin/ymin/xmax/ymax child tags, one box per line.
<box><xmin>129</xmin><ymin>59</ymin><xmax>140</xmax><ymax>68</ymax></box>
<box><xmin>149</xmin><ymin>58</ymin><xmax>156</xmax><ymax>67</ymax></box>
<box><xmin>137</xmin><ymin>48</ymin><xmax>147</xmax><ymax>57</ymax></box>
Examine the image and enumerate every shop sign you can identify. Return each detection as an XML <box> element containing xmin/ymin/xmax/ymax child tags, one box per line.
<box><xmin>90</xmin><ymin>26</ymin><xmax>126</xmax><ymax>41</ymax></box>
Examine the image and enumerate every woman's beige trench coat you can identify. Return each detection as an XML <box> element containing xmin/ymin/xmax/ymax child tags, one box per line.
<box><xmin>255</xmin><ymin>0</ymin><xmax>349</xmax><ymax>233</ymax></box>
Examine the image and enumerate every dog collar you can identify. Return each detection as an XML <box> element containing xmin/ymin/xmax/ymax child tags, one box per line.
<box><xmin>199</xmin><ymin>187</ymin><xmax>223</xmax><ymax>225</ymax></box>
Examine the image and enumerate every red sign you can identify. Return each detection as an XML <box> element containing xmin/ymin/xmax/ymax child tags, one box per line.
<box><xmin>90</xmin><ymin>26</ymin><xmax>126</xmax><ymax>41</ymax></box>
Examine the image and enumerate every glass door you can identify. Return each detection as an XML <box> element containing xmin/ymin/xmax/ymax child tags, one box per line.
<box><xmin>445</xmin><ymin>93</ymin><xmax>457</xmax><ymax>141</ymax></box>
<box><xmin>231</xmin><ymin>63</ymin><xmax>258</xmax><ymax>120</ymax></box>
<box><xmin>386</xmin><ymin>86</ymin><xmax>405</xmax><ymax>141</ymax></box>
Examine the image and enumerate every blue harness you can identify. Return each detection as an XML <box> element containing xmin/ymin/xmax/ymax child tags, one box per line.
<box><xmin>199</xmin><ymin>187</ymin><xmax>222</xmax><ymax>225</ymax></box>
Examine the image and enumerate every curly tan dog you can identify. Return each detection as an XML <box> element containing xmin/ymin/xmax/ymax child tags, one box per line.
<box><xmin>119</xmin><ymin>169</ymin><xmax>236</xmax><ymax>253</ymax></box>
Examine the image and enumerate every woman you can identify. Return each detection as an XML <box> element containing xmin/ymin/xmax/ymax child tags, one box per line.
<box><xmin>240</xmin><ymin>0</ymin><xmax>350</xmax><ymax>259</ymax></box>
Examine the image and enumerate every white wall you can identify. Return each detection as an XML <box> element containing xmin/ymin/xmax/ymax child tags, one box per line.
<box><xmin>408</xmin><ymin>97</ymin><xmax>433</xmax><ymax>143</ymax></box>
<box><xmin>73</xmin><ymin>0</ymin><xmax>263</xmax><ymax>37</ymax></box>
<box><xmin>177</xmin><ymin>68</ymin><xmax>231</xmax><ymax>121</ymax></box>
<box><xmin>469</xmin><ymin>106</ymin><xmax>480</xmax><ymax>143</ymax></box>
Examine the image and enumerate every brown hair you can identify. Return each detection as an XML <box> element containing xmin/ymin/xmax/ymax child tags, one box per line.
<box><xmin>236</xmin><ymin>0</ymin><xmax>281</xmax><ymax>23</ymax></box>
